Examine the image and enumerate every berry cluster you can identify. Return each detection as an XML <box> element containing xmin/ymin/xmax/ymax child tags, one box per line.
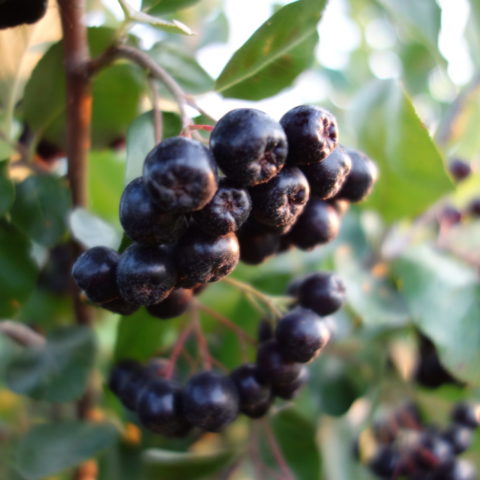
<box><xmin>108</xmin><ymin>272</ymin><xmax>344</xmax><ymax>435</ymax></box>
<box><xmin>355</xmin><ymin>402</ymin><xmax>479</xmax><ymax>479</ymax></box>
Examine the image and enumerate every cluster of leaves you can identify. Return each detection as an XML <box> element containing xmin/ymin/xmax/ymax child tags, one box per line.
<box><xmin>0</xmin><ymin>0</ymin><xmax>479</xmax><ymax>479</ymax></box>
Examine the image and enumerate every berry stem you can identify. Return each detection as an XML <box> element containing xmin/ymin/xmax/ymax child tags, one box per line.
<box><xmin>261</xmin><ymin>420</ymin><xmax>296</xmax><ymax>480</ymax></box>
<box><xmin>191</xmin><ymin>306</ymin><xmax>212</xmax><ymax>371</ymax></box>
<box><xmin>165</xmin><ymin>321</ymin><xmax>194</xmax><ymax>379</ymax></box>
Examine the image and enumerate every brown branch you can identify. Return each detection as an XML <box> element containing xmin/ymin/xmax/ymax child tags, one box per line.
<box><xmin>0</xmin><ymin>321</ymin><xmax>45</xmax><ymax>348</ymax></box>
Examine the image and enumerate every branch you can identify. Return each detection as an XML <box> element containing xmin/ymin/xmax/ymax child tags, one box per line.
<box><xmin>0</xmin><ymin>321</ymin><xmax>45</xmax><ymax>348</ymax></box>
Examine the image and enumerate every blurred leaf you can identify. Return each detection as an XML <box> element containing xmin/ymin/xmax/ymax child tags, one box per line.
<box><xmin>11</xmin><ymin>174</ymin><xmax>71</xmax><ymax>247</ymax></box>
<box><xmin>0</xmin><ymin>160</ymin><xmax>14</xmax><ymax>215</ymax></box>
<box><xmin>216</xmin><ymin>0</ymin><xmax>326</xmax><ymax>99</ymax></box>
<box><xmin>142</xmin><ymin>0</ymin><xmax>200</xmax><ymax>15</ymax></box>
<box><xmin>350</xmin><ymin>80</ymin><xmax>452</xmax><ymax>221</ymax></box>
<box><xmin>69</xmin><ymin>207</ymin><xmax>120</xmax><ymax>250</ymax></box>
<box><xmin>149</xmin><ymin>42</ymin><xmax>213</xmax><ymax>94</ymax></box>
<box><xmin>393</xmin><ymin>246</ymin><xmax>480</xmax><ymax>385</ymax></box>
<box><xmin>0</xmin><ymin>220</ymin><xmax>38</xmax><ymax>317</ymax></box>
<box><xmin>125</xmin><ymin>111</ymin><xmax>181</xmax><ymax>184</ymax></box>
<box><xmin>15</xmin><ymin>421</ymin><xmax>117</xmax><ymax>480</ymax></box>
<box><xmin>199</xmin><ymin>11</ymin><xmax>229</xmax><ymax>47</ymax></box>
<box><xmin>5</xmin><ymin>326</ymin><xmax>96</xmax><ymax>402</ymax></box>
<box><xmin>143</xmin><ymin>449</ymin><xmax>236</xmax><ymax>480</ymax></box>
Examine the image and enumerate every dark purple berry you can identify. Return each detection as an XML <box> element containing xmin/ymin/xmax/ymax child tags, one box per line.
<box><xmin>181</xmin><ymin>371</ymin><xmax>239</xmax><ymax>432</ymax></box>
<box><xmin>434</xmin><ymin>460</ymin><xmax>477</xmax><ymax>480</ymax></box>
<box><xmin>289</xmin><ymin>197</ymin><xmax>341</xmax><ymax>250</ymax></box>
<box><xmin>143</xmin><ymin>136</ymin><xmax>218</xmax><ymax>213</ymax></box>
<box><xmin>101</xmin><ymin>297</ymin><xmax>139</xmax><ymax>316</ymax></box>
<box><xmin>120</xmin><ymin>177</ymin><xmax>187</xmax><ymax>245</ymax></box>
<box><xmin>448</xmin><ymin>158</ymin><xmax>471</xmax><ymax>182</ymax></box>
<box><xmin>438</xmin><ymin>205</ymin><xmax>462</xmax><ymax>226</ymax></box>
<box><xmin>117</xmin><ymin>244</ymin><xmax>176</xmax><ymax>305</ymax></box>
<box><xmin>108</xmin><ymin>360</ymin><xmax>142</xmax><ymax>397</ymax></box>
<box><xmin>250</xmin><ymin>167</ymin><xmax>310</xmax><ymax>231</ymax></box>
<box><xmin>467</xmin><ymin>198</ymin><xmax>480</xmax><ymax>217</ymax></box>
<box><xmin>110</xmin><ymin>363</ymin><xmax>153</xmax><ymax>411</ymax></box>
<box><xmin>147</xmin><ymin>288</ymin><xmax>193</xmax><ymax>319</ymax></box>
<box><xmin>368</xmin><ymin>446</ymin><xmax>401</xmax><ymax>478</ymax></box>
<box><xmin>451</xmin><ymin>403</ymin><xmax>480</xmax><ymax>430</ymax></box>
<box><xmin>280</xmin><ymin>105</ymin><xmax>338</xmax><ymax>166</ymax></box>
<box><xmin>192</xmin><ymin>179</ymin><xmax>252</xmax><ymax>236</ymax></box>
<box><xmin>175</xmin><ymin>230</ymin><xmax>239</xmax><ymax>288</ymax></box>
<box><xmin>301</xmin><ymin>146</ymin><xmax>352</xmax><ymax>199</ymax></box>
<box><xmin>136</xmin><ymin>379</ymin><xmax>191</xmax><ymax>437</ymax></box>
<box><xmin>210</xmin><ymin>109</ymin><xmax>288</xmax><ymax>187</ymax></box>
<box><xmin>336</xmin><ymin>149</ymin><xmax>378</xmax><ymax>202</ymax></box>
<box><xmin>442</xmin><ymin>424</ymin><xmax>473</xmax><ymax>454</ymax></box>
<box><xmin>275</xmin><ymin>307</ymin><xmax>331</xmax><ymax>363</ymax></box>
<box><xmin>0</xmin><ymin>0</ymin><xmax>47</xmax><ymax>29</ymax></box>
<box><xmin>257</xmin><ymin>319</ymin><xmax>274</xmax><ymax>343</ymax></box>
<box><xmin>230</xmin><ymin>364</ymin><xmax>272</xmax><ymax>418</ymax></box>
<box><xmin>411</xmin><ymin>431</ymin><xmax>455</xmax><ymax>472</ymax></box>
<box><xmin>296</xmin><ymin>272</ymin><xmax>346</xmax><ymax>316</ymax></box>
<box><xmin>272</xmin><ymin>365</ymin><xmax>308</xmax><ymax>400</ymax></box>
<box><xmin>238</xmin><ymin>227</ymin><xmax>280</xmax><ymax>265</ymax></box>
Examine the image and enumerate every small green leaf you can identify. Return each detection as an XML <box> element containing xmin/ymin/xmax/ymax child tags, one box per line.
<box><xmin>11</xmin><ymin>174</ymin><xmax>71</xmax><ymax>247</ymax></box>
<box><xmin>349</xmin><ymin>80</ymin><xmax>453</xmax><ymax>221</ymax></box>
<box><xmin>5</xmin><ymin>326</ymin><xmax>96</xmax><ymax>402</ymax></box>
<box><xmin>0</xmin><ymin>220</ymin><xmax>38</xmax><ymax>317</ymax></box>
<box><xmin>0</xmin><ymin>160</ymin><xmax>14</xmax><ymax>215</ymax></box>
<box><xmin>216</xmin><ymin>0</ymin><xmax>326</xmax><ymax>99</ymax></box>
<box><xmin>15</xmin><ymin>421</ymin><xmax>117</xmax><ymax>480</ymax></box>
<box><xmin>142</xmin><ymin>0</ymin><xmax>200</xmax><ymax>15</ymax></box>
<box><xmin>143</xmin><ymin>449</ymin><xmax>236</xmax><ymax>480</ymax></box>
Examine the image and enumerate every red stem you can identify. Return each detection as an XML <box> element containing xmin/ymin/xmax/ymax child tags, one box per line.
<box><xmin>165</xmin><ymin>323</ymin><xmax>194</xmax><ymax>379</ymax></box>
<box><xmin>192</xmin><ymin>308</ymin><xmax>212</xmax><ymax>371</ymax></box>
<box><xmin>261</xmin><ymin>420</ymin><xmax>295</xmax><ymax>480</ymax></box>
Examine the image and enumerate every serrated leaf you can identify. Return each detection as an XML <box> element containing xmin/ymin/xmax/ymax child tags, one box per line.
<box><xmin>5</xmin><ymin>326</ymin><xmax>96</xmax><ymax>402</ymax></box>
<box><xmin>216</xmin><ymin>0</ymin><xmax>326</xmax><ymax>99</ymax></box>
<box><xmin>15</xmin><ymin>421</ymin><xmax>117</xmax><ymax>480</ymax></box>
<box><xmin>392</xmin><ymin>246</ymin><xmax>480</xmax><ymax>386</ymax></box>
<box><xmin>349</xmin><ymin>80</ymin><xmax>453</xmax><ymax>221</ymax></box>
<box><xmin>143</xmin><ymin>449</ymin><xmax>236</xmax><ymax>480</ymax></box>
<box><xmin>0</xmin><ymin>220</ymin><xmax>38</xmax><ymax>317</ymax></box>
<box><xmin>10</xmin><ymin>174</ymin><xmax>71</xmax><ymax>247</ymax></box>
<box><xmin>0</xmin><ymin>160</ymin><xmax>14</xmax><ymax>215</ymax></box>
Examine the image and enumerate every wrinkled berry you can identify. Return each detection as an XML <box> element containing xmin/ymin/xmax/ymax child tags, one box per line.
<box><xmin>147</xmin><ymin>288</ymin><xmax>193</xmax><ymax>319</ymax></box>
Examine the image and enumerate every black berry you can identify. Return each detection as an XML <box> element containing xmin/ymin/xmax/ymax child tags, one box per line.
<box><xmin>448</xmin><ymin>158</ymin><xmax>471</xmax><ymax>182</ymax></box>
<box><xmin>451</xmin><ymin>403</ymin><xmax>480</xmax><ymax>430</ymax></box>
<box><xmin>0</xmin><ymin>0</ymin><xmax>47</xmax><ymax>29</ymax></box>
<box><xmin>147</xmin><ymin>288</ymin><xmax>193</xmax><ymax>319</ymax></box>
<box><xmin>467</xmin><ymin>197</ymin><xmax>480</xmax><ymax>217</ymax></box>
<box><xmin>238</xmin><ymin>227</ymin><xmax>280</xmax><ymax>265</ymax></box>
<box><xmin>143</xmin><ymin>136</ymin><xmax>218</xmax><ymax>213</ymax></box>
<box><xmin>272</xmin><ymin>365</ymin><xmax>308</xmax><ymax>400</ymax></box>
<box><xmin>108</xmin><ymin>360</ymin><xmax>142</xmax><ymax>397</ymax></box>
<box><xmin>442</xmin><ymin>424</ymin><xmax>473</xmax><ymax>454</ymax></box>
<box><xmin>280</xmin><ymin>105</ymin><xmax>338</xmax><ymax>166</ymax></box>
<box><xmin>181</xmin><ymin>371</ymin><xmax>239</xmax><ymax>432</ymax></box>
<box><xmin>257</xmin><ymin>319</ymin><xmax>274</xmax><ymax>343</ymax></box>
<box><xmin>411</xmin><ymin>431</ymin><xmax>455</xmax><ymax>472</ymax></box>
<box><xmin>101</xmin><ymin>297</ymin><xmax>139</xmax><ymax>316</ymax></box>
<box><xmin>368</xmin><ymin>446</ymin><xmax>401</xmax><ymax>478</ymax></box>
<box><xmin>210</xmin><ymin>108</ymin><xmax>288</xmax><ymax>186</ymax></box>
<box><xmin>117</xmin><ymin>244</ymin><xmax>176</xmax><ymax>305</ymax></box>
<box><xmin>110</xmin><ymin>363</ymin><xmax>153</xmax><ymax>411</ymax></box>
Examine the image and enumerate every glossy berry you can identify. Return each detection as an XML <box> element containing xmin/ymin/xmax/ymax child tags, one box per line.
<box><xmin>117</xmin><ymin>244</ymin><xmax>176</xmax><ymax>306</ymax></box>
<box><xmin>256</xmin><ymin>339</ymin><xmax>302</xmax><ymax>389</ymax></box>
<box><xmin>275</xmin><ymin>307</ymin><xmax>331</xmax><ymax>363</ymax></box>
<box><xmin>143</xmin><ymin>136</ymin><xmax>218</xmax><ymax>213</ymax></box>
<box><xmin>238</xmin><ymin>227</ymin><xmax>280</xmax><ymax>265</ymax></box>
<box><xmin>336</xmin><ymin>149</ymin><xmax>378</xmax><ymax>202</ymax></box>
<box><xmin>250</xmin><ymin>167</ymin><xmax>310</xmax><ymax>231</ymax></box>
<box><xmin>289</xmin><ymin>197</ymin><xmax>341</xmax><ymax>250</ymax></box>
<box><xmin>467</xmin><ymin>197</ymin><xmax>480</xmax><ymax>217</ymax></box>
<box><xmin>280</xmin><ymin>105</ymin><xmax>338</xmax><ymax>166</ymax></box>
<box><xmin>301</xmin><ymin>146</ymin><xmax>352</xmax><ymax>199</ymax></box>
<box><xmin>136</xmin><ymin>379</ymin><xmax>191</xmax><ymax>437</ymax></box>
<box><xmin>448</xmin><ymin>158</ymin><xmax>471</xmax><ymax>182</ymax></box>
<box><xmin>210</xmin><ymin>108</ymin><xmax>288</xmax><ymax>186</ymax></box>
<box><xmin>120</xmin><ymin>177</ymin><xmax>187</xmax><ymax>245</ymax></box>
<box><xmin>434</xmin><ymin>460</ymin><xmax>477</xmax><ymax>480</ymax></box>
<box><xmin>272</xmin><ymin>365</ymin><xmax>308</xmax><ymax>400</ymax></box>
<box><xmin>230</xmin><ymin>364</ymin><xmax>272</xmax><ymax>418</ymax></box>
<box><xmin>0</xmin><ymin>0</ymin><xmax>47</xmax><ymax>29</ymax></box>
<box><xmin>108</xmin><ymin>360</ymin><xmax>142</xmax><ymax>397</ymax></box>
<box><xmin>175</xmin><ymin>230</ymin><xmax>239</xmax><ymax>288</ymax></box>
<box><xmin>147</xmin><ymin>288</ymin><xmax>193</xmax><ymax>319</ymax></box>
<box><xmin>451</xmin><ymin>403</ymin><xmax>480</xmax><ymax>430</ymax></box>
<box><xmin>192</xmin><ymin>179</ymin><xmax>252</xmax><ymax>236</ymax></box>
<box><xmin>296</xmin><ymin>272</ymin><xmax>346</xmax><ymax>316</ymax></box>
<box><xmin>368</xmin><ymin>446</ymin><xmax>401</xmax><ymax>478</ymax></box>
<box><xmin>411</xmin><ymin>431</ymin><xmax>455</xmax><ymax>472</ymax></box>
<box><xmin>442</xmin><ymin>424</ymin><xmax>473</xmax><ymax>454</ymax></box>
<box><xmin>181</xmin><ymin>371</ymin><xmax>239</xmax><ymax>432</ymax></box>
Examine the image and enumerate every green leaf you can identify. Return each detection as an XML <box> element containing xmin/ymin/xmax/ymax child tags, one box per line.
<box><xmin>216</xmin><ymin>0</ymin><xmax>326</xmax><ymax>99</ymax></box>
<box><xmin>11</xmin><ymin>174</ymin><xmax>71</xmax><ymax>247</ymax></box>
<box><xmin>0</xmin><ymin>160</ymin><xmax>14</xmax><ymax>215</ymax></box>
<box><xmin>142</xmin><ymin>0</ymin><xmax>200</xmax><ymax>15</ymax></box>
<box><xmin>5</xmin><ymin>326</ymin><xmax>96</xmax><ymax>402</ymax></box>
<box><xmin>149</xmin><ymin>42</ymin><xmax>213</xmax><ymax>94</ymax></box>
<box><xmin>125</xmin><ymin>111</ymin><xmax>181</xmax><ymax>184</ymax></box>
<box><xmin>143</xmin><ymin>449</ymin><xmax>236</xmax><ymax>480</ymax></box>
<box><xmin>0</xmin><ymin>220</ymin><xmax>38</xmax><ymax>317</ymax></box>
<box><xmin>349</xmin><ymin>80</ymin><xmax>453</xmax><ymax>221</ymax></box>
<box><xmin>392</xmin><ymin>246</ymin><xmax>480</xmax><ymax>386</ymax></box>
<box><xmin>15</xmin><ymin>421</ymin><xmax>117</xmax><ymax>480</ymax></box>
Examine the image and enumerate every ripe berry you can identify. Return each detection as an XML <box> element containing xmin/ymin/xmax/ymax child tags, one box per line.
<box><xmin>120</xmin><ymin>177</ymin><xmax>187</xmax><ymax>245</ymax></box>
<box><xmin>442</xmin><ymin>424</ymin><xmax>473</xmax><ymax>454</ymax></box>
<box><xmin>336</xmin><ymin>149</ymin><xmax>378</xmax><ymax>203</ymax></box>
<box><xmin>368</xmin><ymin>446</ymin><xmax>401</xmax><ymax>478</ymax></box>
<box><xmin>250</xmin><ymin>167</ymin><xmax>310</xmax><ymax>231</ymax></box>
<box><xmin>289</xmin><ymin>197</ymin><xmax>341</xmax><ymax>250</ymax></box>
<box><xmin>448</xmin><ymin>158</ymin><xmax>471</xmax><ymax>182</ymax></box>
<box><xmin>147</xmin><ymin>288</ymin><xmax>193</xmax><ymax>319</ymax></box>
<box><xmin>109</xmin><ymin>362</ymin><xmax>153</xmax><ymax>410</ymax></box>
<box><xmin>257</xmin><ymin>319</ymin><xmax>274</xmax><ymax>343</ymax></box>
<box><xmin>451</xmin><ymin>403</ymin><xmax>480</xmax><ymax>430</ymax></box>
<box><xmin>238</xmin><ymin>227</ymin><xmax>280</xmax><ymax>265</ymax></box>
<box><xmin>467</xmin><ymin>197</ymin><xmax>480</xmax><ymax>217</ymax></box>
<box><xmin>181</xmin><ymin>371</ymin><xmax>239</xmax><ymax>432</ymax></box>
<box><xmin>0</xmin><ymin>0</ymin><xmax>47</xmax><ymax>29</ymax></box>
<box><xmin>280</xmin><ymin>105</ymin><xmax>338</xmax><ymax>166</ymax></box>
<box><xmin>101</xmin><ymin>297</ymin><xmax>139</xmax><ymax>316</ymax></box>
<box><xmin>108</xmin><ymin>360</ymin><xmax>142</xmax><ymax>397</ymax></box>
<box><xmin>210</xmin><ymin>108</ymin><xmax>288</xmax><ymax>186</ymax></box>
<box><xmin>438</xmin><ymin>205</ymin><xmax>462</xmax><ymax>227</ymax></box>
<box><xmin>230</xmin><ymin>364</ymin><xmax>272</xmax><ymax>418</ymax></box>
<box><xmin>411</xmin><ymin>431</ymin><xmax>455</xmax><ymax>472</ymax></box>
<box><xmin>143</xmin><ymin>136</ymin><xmax>218</xmax><ymax>213</ymax></box>
<box><xmin>175</xmin><ymin>230</ymin><xmax>239</xmax><ymax>288</ymax></box>
<box><xmin>434</xmin><ymin>460</ymin><xmax>477</xmax><ymax>480</ymax></box>
<box><xmin>272</xmin><ymin>365</ymin><xmax>308</xmax><ymax>400</ymax></box>
<box><xmin>117</xmin><ymin>244</ymin><xmax>176</xmax><ymax>305</ymax></box>
<box><xmin>296</xmin><ymin>272</ymin><xmax>346</xmax><ymax>316</ymax></box>
<box><xmin>301</xmin><ymin>146</ymin><xmax>352</xmax><ymax>199</ymax></box>
<box><xmin>192</xmin><ymin>179</ymin><xmax>252</xmax><ymax>236</ymax></box>
<box><xmin>275</xmin><ymin>307</ymin><xmax>331</xmax><ymax>363</ymax></box>
<box><xmin>136</xmin><ymin>379</ymin><xmax>191</xmax><ymax>437</ymax></box>
<box><xmin>256</xmin><ymin>339</ymin><xmax>302</xmax><ymax>389</ymax></box>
